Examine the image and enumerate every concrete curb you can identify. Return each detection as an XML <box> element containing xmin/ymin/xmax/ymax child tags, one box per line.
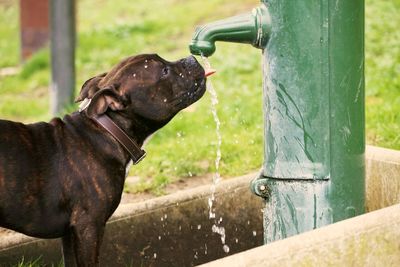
<box><xmin>200</xmin><ymin>203</ymin><xmax>400</xmax><ymax>267</ymax></box>
<box><xmin>366</xmin><ymin>145</ymin><xmax>400</xmax><ymax>211</ymax></box>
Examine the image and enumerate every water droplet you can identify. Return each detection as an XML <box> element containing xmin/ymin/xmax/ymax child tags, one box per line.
<box><xmin>209</xmin><ymin>212</ymin><xmax>216</xmax><ymax>219</ymax></box>
<box><xmin>223</xmin><ymin>245</ymin><xmax>230</xmax><ymax>253</ymax></box>
<box><xmin>212</xmin><ymin>225</ymin><xmax>226</xmax><ymax>243</ymax></box>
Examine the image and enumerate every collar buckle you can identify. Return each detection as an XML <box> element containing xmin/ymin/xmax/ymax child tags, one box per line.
<box><xmin>133</xmin><ymin>151</ymin><xmax>147</xmax><ymax>165</ymax></box>
<box><xmin>79</xmin><ymin>98</ymin><xmax>92</xmax><ymax>112</ymax></box>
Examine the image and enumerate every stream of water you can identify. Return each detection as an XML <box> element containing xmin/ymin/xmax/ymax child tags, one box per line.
<box><xmin>201</xmin><ymin>55</ymin><xmax>230</xmax><ymax>254</ymax></box>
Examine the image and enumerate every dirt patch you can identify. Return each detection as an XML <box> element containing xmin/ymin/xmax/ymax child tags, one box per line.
<box><xmin>0</xmin><ymin>66</ymin><xmax>19</xmax><ymax>77</ymax></box>
<box><xmin>121</xmin><ymin>174</ymin><xmax>213</xmax><ymax>203</ymax></box>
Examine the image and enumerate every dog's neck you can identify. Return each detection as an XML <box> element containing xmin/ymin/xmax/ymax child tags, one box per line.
<box><xmin>99</xmin><ymin>111</ymin><xmax>169</xmax><ymax>165</ymax></box>
<box><xmin>74</xmin><ymin>108</ymin><xmax>169</xmax><ymax>170</ymax></box>
<box><xmin>101</xmin><ymin>113</ymin><xmax>153</xmax><ymax>176</ymax></box>
<box><xmin>92</xmin><ymin>114</ymin><xmax>146</xmax><ymax>164</ymax></box>
<box><xmin>106</xmin><ymin>112</ymin><xmax>160</xmax><ymax>147</ymax></box>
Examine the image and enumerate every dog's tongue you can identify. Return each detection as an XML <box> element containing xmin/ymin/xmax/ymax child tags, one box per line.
<box><xmin>205</xmin><ymin>68</ymin><xmax>216</xmax><ymax>77</ymax></box>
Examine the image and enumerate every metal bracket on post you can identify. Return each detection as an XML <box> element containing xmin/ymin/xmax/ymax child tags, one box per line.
<box><xmin>250</xmin><ymin>175</ymin><xmax>270</xmax><ymax>200</ymax></box>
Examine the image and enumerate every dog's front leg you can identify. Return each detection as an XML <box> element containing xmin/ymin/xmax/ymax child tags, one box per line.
<box><xmin>62</xmin><ymin>231</ymin><xmax>77</xmax><ymax>267</ymax></box>
<box><xmin>71</xmin><ymin>222</ymin><xmax>105</xmax><ymax>267</ymax></box>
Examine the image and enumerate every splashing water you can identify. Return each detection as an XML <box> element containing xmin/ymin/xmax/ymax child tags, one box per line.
<box><xmin>201</xmin><ymin>54</ymin><xmax>229</xmax><ymax>254</ymax></box>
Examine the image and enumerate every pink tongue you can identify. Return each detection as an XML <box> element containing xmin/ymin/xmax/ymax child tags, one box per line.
<box><xmin>205</xmin><ymin>68</ymin><xmax>216</xmax><ymax>77</ymax></box>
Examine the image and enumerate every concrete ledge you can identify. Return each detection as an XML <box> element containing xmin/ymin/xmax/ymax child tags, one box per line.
<box><xmin>200</xmin><ymin>203</ymin><xmax>400</xmax><ymax>267</ymax></box>
<box><xmin>366</xmin><ymin>146</ymin><xmax>400</xmax><ymax>211</ymax></box>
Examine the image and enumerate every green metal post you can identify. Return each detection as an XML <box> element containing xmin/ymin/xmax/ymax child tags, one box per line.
<box><xmin>189</xmin><ymin>0</ymin><xmax>365</xmax><ymax>244</ymax></box>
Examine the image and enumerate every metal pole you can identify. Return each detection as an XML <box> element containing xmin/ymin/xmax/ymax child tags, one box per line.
<box><xmin>50</xmin><ymin>0</ymin><xmax>76</xmax><ymax>116</ymax></box>
<box><xmin>253</xmin><ymin>0</ymin><xmax>365</xmax><ymax>243</ymax></box>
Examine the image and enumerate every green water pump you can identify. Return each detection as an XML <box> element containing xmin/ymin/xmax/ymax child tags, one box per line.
<box><xmin>190</xmin><ymin>0</ymin><xmax>365</xmax><ymax>243</ymax></box>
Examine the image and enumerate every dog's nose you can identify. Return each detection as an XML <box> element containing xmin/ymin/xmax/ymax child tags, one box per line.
<box><xmin>182</xmin><ymin>55</ymin><xmax>200</xmax><ymax>70</ymax></box>
<box><xmin>187</xmin><ymin>55</ymin><xmax>199</xmax><ymax>65</ymax></box>
<box><xmin>181</xmin><ymin>56</ymin><xmax>204</xmax><ymax>77</ymax></box>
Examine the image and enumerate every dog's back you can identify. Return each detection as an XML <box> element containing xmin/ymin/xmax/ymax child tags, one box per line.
<box><xmin>0</xmin><ymin>119</ymin><xmax>69</xmax><ymax>238</ymax></box>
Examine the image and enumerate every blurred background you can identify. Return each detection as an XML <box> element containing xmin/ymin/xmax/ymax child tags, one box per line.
<box><xmin>0</xmin><ymin>0</ymin><xmax>399</xmax><ymax>194</ymax></box>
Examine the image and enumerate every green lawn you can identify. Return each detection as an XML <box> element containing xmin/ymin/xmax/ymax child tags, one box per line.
<box><xmin>0</xmin><ymin>0</ymin><xmax>399</xmax><ymax>194</ymax></box>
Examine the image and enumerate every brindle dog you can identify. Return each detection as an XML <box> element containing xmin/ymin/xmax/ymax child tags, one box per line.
<box><xmin>0</xmin><ymin>54</ymin><xmax>206</xmax><ymax>266</ymax></box>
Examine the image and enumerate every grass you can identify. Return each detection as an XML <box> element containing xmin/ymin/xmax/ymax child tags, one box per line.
<box><xmin>0</xmin><ymin>0</ymin><xmax>399</xmax><ymax>195</ymax></box>
<box><xmin>0</xmin><ymin>0</ymin><xmax>18</xmax><ymax>68</ymax></box>
<box><xmin>365</xmin><ymin>0</ymin><xmax>400</xmax><ymax>149</ymax></box>
<box><xmin>14</xmin><ymin>257</ymin><xmax>62</xmax><ymax>267</ymax></box>
<box><xmin>13</xmin><ymin>257</ymin><xmax>42</xmax><ymax>267</ymax></box>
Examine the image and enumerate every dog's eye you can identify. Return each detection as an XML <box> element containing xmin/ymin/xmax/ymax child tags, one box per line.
<box><xmin>161</xmin><ymin>67</ymin><xmax>169</xmax><ymax>77</ymax></box>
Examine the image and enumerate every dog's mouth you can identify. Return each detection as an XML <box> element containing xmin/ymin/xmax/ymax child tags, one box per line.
<box><xmin>171</xmin><ymin>75</ymin><xmax>206</xmax><ymax>109</ymax></box>
<box><xmin>190</xmin><ymin>76</ymin><xmax>207</xmax><ymax>100</ymax></box>
<box><xmin>185</xmin><ymin>57</ymin><xmax>207</xmax><ymax>101</ymax></box>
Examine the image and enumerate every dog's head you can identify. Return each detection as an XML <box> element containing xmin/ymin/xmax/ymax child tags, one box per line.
<box><xmin>76</xmin><ymin>54</ymin><xmax>206</xmax><ymax>123</ymax></box>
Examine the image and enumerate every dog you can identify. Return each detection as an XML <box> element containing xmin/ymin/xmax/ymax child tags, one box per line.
<box><xmin>0</xmin><ymin>54</ymin><xmax>206</xmax><ymax>266</ymax></box>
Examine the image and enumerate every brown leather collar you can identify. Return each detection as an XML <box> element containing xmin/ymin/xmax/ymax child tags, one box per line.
<box><xmin>93</xmin><ymin>114</ymin><xmax>146</xmax><ymax>164</ymax></box>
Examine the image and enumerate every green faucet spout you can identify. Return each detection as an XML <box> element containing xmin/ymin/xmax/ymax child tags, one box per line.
<box><xmin>189</xmin><ymin>5</ymin><xmax>271</xmax><ymax>57</ymax></box>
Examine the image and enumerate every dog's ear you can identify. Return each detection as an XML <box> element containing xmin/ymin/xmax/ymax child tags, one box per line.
<box><xmin>75</xmin><ymin>72</ymin><xmax>108</xmax><ymax>103</ymax></box>
<box><xmin>85</xmin><ymin>86</ymin><xmax>126</xmax><ymax>118</ymax></box>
